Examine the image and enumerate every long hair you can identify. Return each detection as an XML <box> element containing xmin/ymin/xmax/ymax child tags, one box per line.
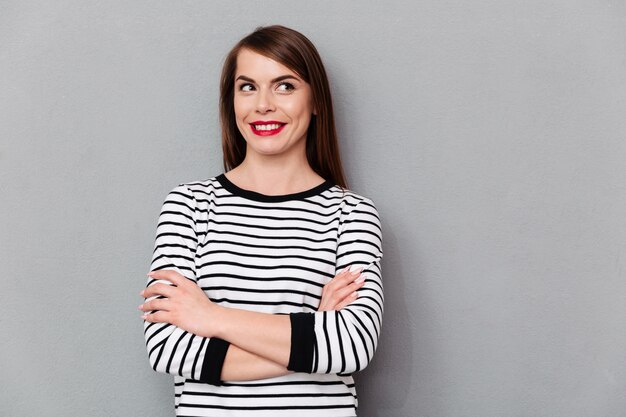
<box><xmin>219</xmin><ymin>25</ymin><xmax>348</xmax><ymax>189</ymax></box>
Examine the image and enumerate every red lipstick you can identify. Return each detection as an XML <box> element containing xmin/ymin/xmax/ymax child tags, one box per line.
<box><xmin>249</xmin><ymin>121</ymin><xmax>286</xmax><ymax>136</ymax></box>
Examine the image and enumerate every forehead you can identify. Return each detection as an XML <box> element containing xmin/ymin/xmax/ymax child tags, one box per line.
<box><xmin>235</xmin><ymin>48</ymin><xmax>300</xmax><ymax>80</ymax></box>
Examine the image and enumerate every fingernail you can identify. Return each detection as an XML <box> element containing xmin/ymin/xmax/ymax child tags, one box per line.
<box><xmin>342</xmin><ymin>266</ymin><xmax>350</xmax><ymax>273</ymax></box>
<box><xmin>140</xmin><ymin>290</ymin><xmax>145</xmax><ymax>296</ymax></box>
<box><xmin>141</xmin><ymin>314</ymin><xmax>148</xmax><ymax>320</ymax></box>
<box><xmin>350</xmin><ymin>266</ymin><xmax>363</xmax><ymax>275</ymax></box>
<box><xmin>138</xmin><ymin>304</ymin><xmax>144</xmax><ymax>310</ymax></box>
<box><xmin>351</xmin><ymin>291</ymin><xmax>358</xmax><ymax>297</ymax></box>
<box><xmin>355</xmin><ymin>275</ymin><xmax>366</xmax><ymax>283</ymax></box>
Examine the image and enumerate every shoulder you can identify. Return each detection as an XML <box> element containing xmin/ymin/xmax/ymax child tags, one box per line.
<box><xmin>330</xmin><ymin>187</ymin><xmax>381</xmax><ymax>230</ymax></box>
<box><xmin>337</xmin><ymin>187</ymin><xmax>379</xmax><ymax>215</ymax></box>
<box><xmin>159</xmin><ymin>177</ymin><xmax>222</xmax><ymax>233</ymax></box>
<box><xmin>167</xmin><ymin>176</ymin><xmax>223</xmax><ymax>203</ymax></box>
<box><xmin>336</xmin><ymin>188</ymin><xmax>382</xmax><ymax>243</ymax></box>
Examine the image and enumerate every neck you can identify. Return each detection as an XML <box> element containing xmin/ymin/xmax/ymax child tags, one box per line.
<box><xmin>226</xmin><ymin>146</ymin><xmax>324</xmax><ymax>196</ymax></box>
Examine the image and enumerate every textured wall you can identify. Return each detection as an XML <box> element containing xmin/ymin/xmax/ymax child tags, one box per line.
<box><xmin>2</xmin><ymin>1</ymin><xmax>626</xmax><ymax>416</ymax></box>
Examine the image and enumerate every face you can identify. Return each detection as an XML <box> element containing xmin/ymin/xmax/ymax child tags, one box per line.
<box><xmin>233</xmin><ymin>48</ymin><xmax>315</xmax><ymax>160</ymax></box>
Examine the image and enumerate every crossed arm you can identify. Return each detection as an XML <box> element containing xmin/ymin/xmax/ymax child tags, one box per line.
<box><xmin>141</xmin><ymin>185</ymin><xmax>383</xmax><ymax>384</ymax></box>
<box><xmin>140</xmin><ymin>266</ymin><xmax>366</xmax><ymax>381</ymax></box>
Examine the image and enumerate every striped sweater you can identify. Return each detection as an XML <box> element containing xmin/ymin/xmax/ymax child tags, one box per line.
<box><xmin>144</xmin><ymin>174</ymin><xmax>383</xmax><ymax>416</ymax></box>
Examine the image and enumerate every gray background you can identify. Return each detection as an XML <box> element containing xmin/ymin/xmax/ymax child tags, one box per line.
<box><xmin>1</xmin><ymin>1</ymin><xmax>625</xmax><ymax>416</ymax></box>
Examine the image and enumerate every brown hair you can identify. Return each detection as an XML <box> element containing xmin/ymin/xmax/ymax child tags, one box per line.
<box><xmin>219</xmin><ymin>25</ymin><xmax>348</xmax><ymax>189</ymax></box>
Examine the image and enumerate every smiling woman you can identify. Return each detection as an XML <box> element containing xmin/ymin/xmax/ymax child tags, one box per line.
<box><xmin>140</xmin><ymin>25</ymin><xmax>384</xmax><ymax>416</ymax></box>
<box><xmin>232</xmin><ymin>49</ymin><xmax>314</xmax><ymax>162</ymax></box>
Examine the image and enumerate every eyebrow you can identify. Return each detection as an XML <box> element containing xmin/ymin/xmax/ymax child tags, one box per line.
<box><xmin>235</xmin><ymin>75</ymin><xmax>300</xmax><ymax>84</ymax></box>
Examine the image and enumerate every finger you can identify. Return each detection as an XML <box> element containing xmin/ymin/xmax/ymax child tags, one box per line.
<box><xmin>354</xmin><ymin>273</ymin><xmax>366</xmax><ymax>284</ymax></box>
<box><xmin>348</xmin><ymin>266</ymin><xmax>364</xmax><ymax>277</ymax></box>
<box><xmin>331</xmin><ymin>279</ymin><xmax>366</xmax><ymax>301</ymax></box>
<box><xmin>328</xmin><ymin>271</ymin><xmax>357</xmax><ymax>289</ymax></box>
<box><xmin>140</xmin><ymin>298</ymin><xmax>170</xmax><ymax>312</ymax></box>
<box><xmin>148</xmin><ymin>269</ymin><xmax>185</xmax><ymax>285</ymax></box>
<box><xmin>142</xmin><ymin>310</ymin><xmax>169</xmax><ymax>323</ymax></box>
<box><xmin>339</xmin><ymin>267</ymin><xmax>363</xmax><ymax>282</ymax></box>
<box><xmin>334</xmin><ymin>266</ymin><xmax>351</xmax><ymax>279</ymax></box>
<box><xmin>142</xmin><ymin>282</ymin><xmax>177</xmax><ymax>299</ymax></box>
<box><xmin>334</xmin><ymin>291</ymin><xmax>358</xmax><ymax>310</ymax></box>
<box><xmin>328</xmin><ymin>272</ymin><xmax>366</xmax><ymax>292</ymax></box>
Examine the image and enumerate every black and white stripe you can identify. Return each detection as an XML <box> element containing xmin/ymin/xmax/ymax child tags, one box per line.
<box><xmin>144</xmin><ymin>174</ymin><xmax>383</xmax><ymax>416</ymax></box>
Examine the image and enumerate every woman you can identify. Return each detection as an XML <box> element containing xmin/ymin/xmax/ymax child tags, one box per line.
<box><xmin>140</xmin><ymin>25</ymin><xmax>383</xmax><ymax>416</ymax></box>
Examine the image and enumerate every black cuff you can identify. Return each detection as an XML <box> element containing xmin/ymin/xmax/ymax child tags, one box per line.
<box><xmin>287</xmin><ymin>312</ymin><xmax>315</xmax><ymax>373</ymax></box>
<box><xmin>200</xmin><ymin>338</ymin><xmax>230</xmax><ymax>386</ymax></box>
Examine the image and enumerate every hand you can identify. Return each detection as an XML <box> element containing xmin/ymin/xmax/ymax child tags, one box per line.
<box><xmin>318</xmin><ymin>266</ymin><xmax>366</xmax><ymax>311</ymax></box>
<box><xmin>139</xmin><ymin>269</ymin><xmax>219</xmax><ymax>338</ymax></box>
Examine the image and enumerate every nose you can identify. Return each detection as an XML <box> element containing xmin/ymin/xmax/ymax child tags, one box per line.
<box><xmin>255</xmin><ymin>88</ymin><xmax>275</xmax><ymax>114</ymax></box>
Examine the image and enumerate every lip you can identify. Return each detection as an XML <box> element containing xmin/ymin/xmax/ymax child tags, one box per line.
<box><xmin>249</xmin><ymin>121</ymin><xmax>286</xmax><ymax>136</ymax></box>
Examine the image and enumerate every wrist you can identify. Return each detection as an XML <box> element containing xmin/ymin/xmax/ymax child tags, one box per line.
<box><xmin>209</xmin><ymin>304</ymin><xmax>229</xmax><ymax>339</ymax></box>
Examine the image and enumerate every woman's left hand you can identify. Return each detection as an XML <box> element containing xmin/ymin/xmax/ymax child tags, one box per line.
<box><xmin>139</xmin><ymin>269</ymin><xmax>217</xmax><ymax>338</ymax></box>
<box><xmin>318</xmin><ymin>266</ymin><xmax>366</xmax><ymax>312</ymax></box>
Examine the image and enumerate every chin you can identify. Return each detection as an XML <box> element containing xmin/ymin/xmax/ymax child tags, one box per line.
<box><xmin>255</xmin><ymin>148</ymin><xmax>290</xmax><ymax>157</ymax></box>
<box><xmin>249</xmin><ymin>140</ymin><xmax>292</xmax><ymax>152</ymax></box>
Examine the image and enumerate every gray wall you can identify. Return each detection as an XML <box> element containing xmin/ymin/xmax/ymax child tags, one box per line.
<box><xmin>2</xmin><ymin>1</ymin><xmax>625</xmax><ymax>416</ymax></box>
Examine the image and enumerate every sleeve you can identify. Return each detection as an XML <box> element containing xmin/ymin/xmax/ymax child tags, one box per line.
<box><xmin>287</xmin><ymin>198</ymin><xmax>384</xmax><ymax>374</ymax></box>
<box><xmin>143</xmin><ymin>185</ymin><xmax>230</xmax><ymax>385</ymax></box>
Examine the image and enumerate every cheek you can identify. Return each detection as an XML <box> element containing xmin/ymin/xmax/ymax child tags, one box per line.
<box><xmin>233</xmin><ymin>101</ymin><xmax>249</xmax><ymax>138</ymax></box>
<box><xmin>285</xmin><ymin>100</ymin><xmax>313</xmax><ymax>122</ymax></box>
<box><xmin>233</xmin><ymin>97</ymin><xmax>248</xmax><ymax>122</ymax></box>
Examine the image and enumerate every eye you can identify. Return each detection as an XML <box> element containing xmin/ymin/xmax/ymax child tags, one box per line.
<box><xmin>276</xmin><ymin>82</ymin><xmax>295</xmax><ymax>93</ymax></box>
<box><xmin>238</xmin><ymin>83</ymin><xmax>255</xmax><ymax>92</ymax></box>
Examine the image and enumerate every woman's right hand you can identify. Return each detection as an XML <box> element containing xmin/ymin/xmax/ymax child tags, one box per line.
<box><xmin>318</xmin><ymin>266</ymin><xmax>366</xmax><ymax>311</ymax></box>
